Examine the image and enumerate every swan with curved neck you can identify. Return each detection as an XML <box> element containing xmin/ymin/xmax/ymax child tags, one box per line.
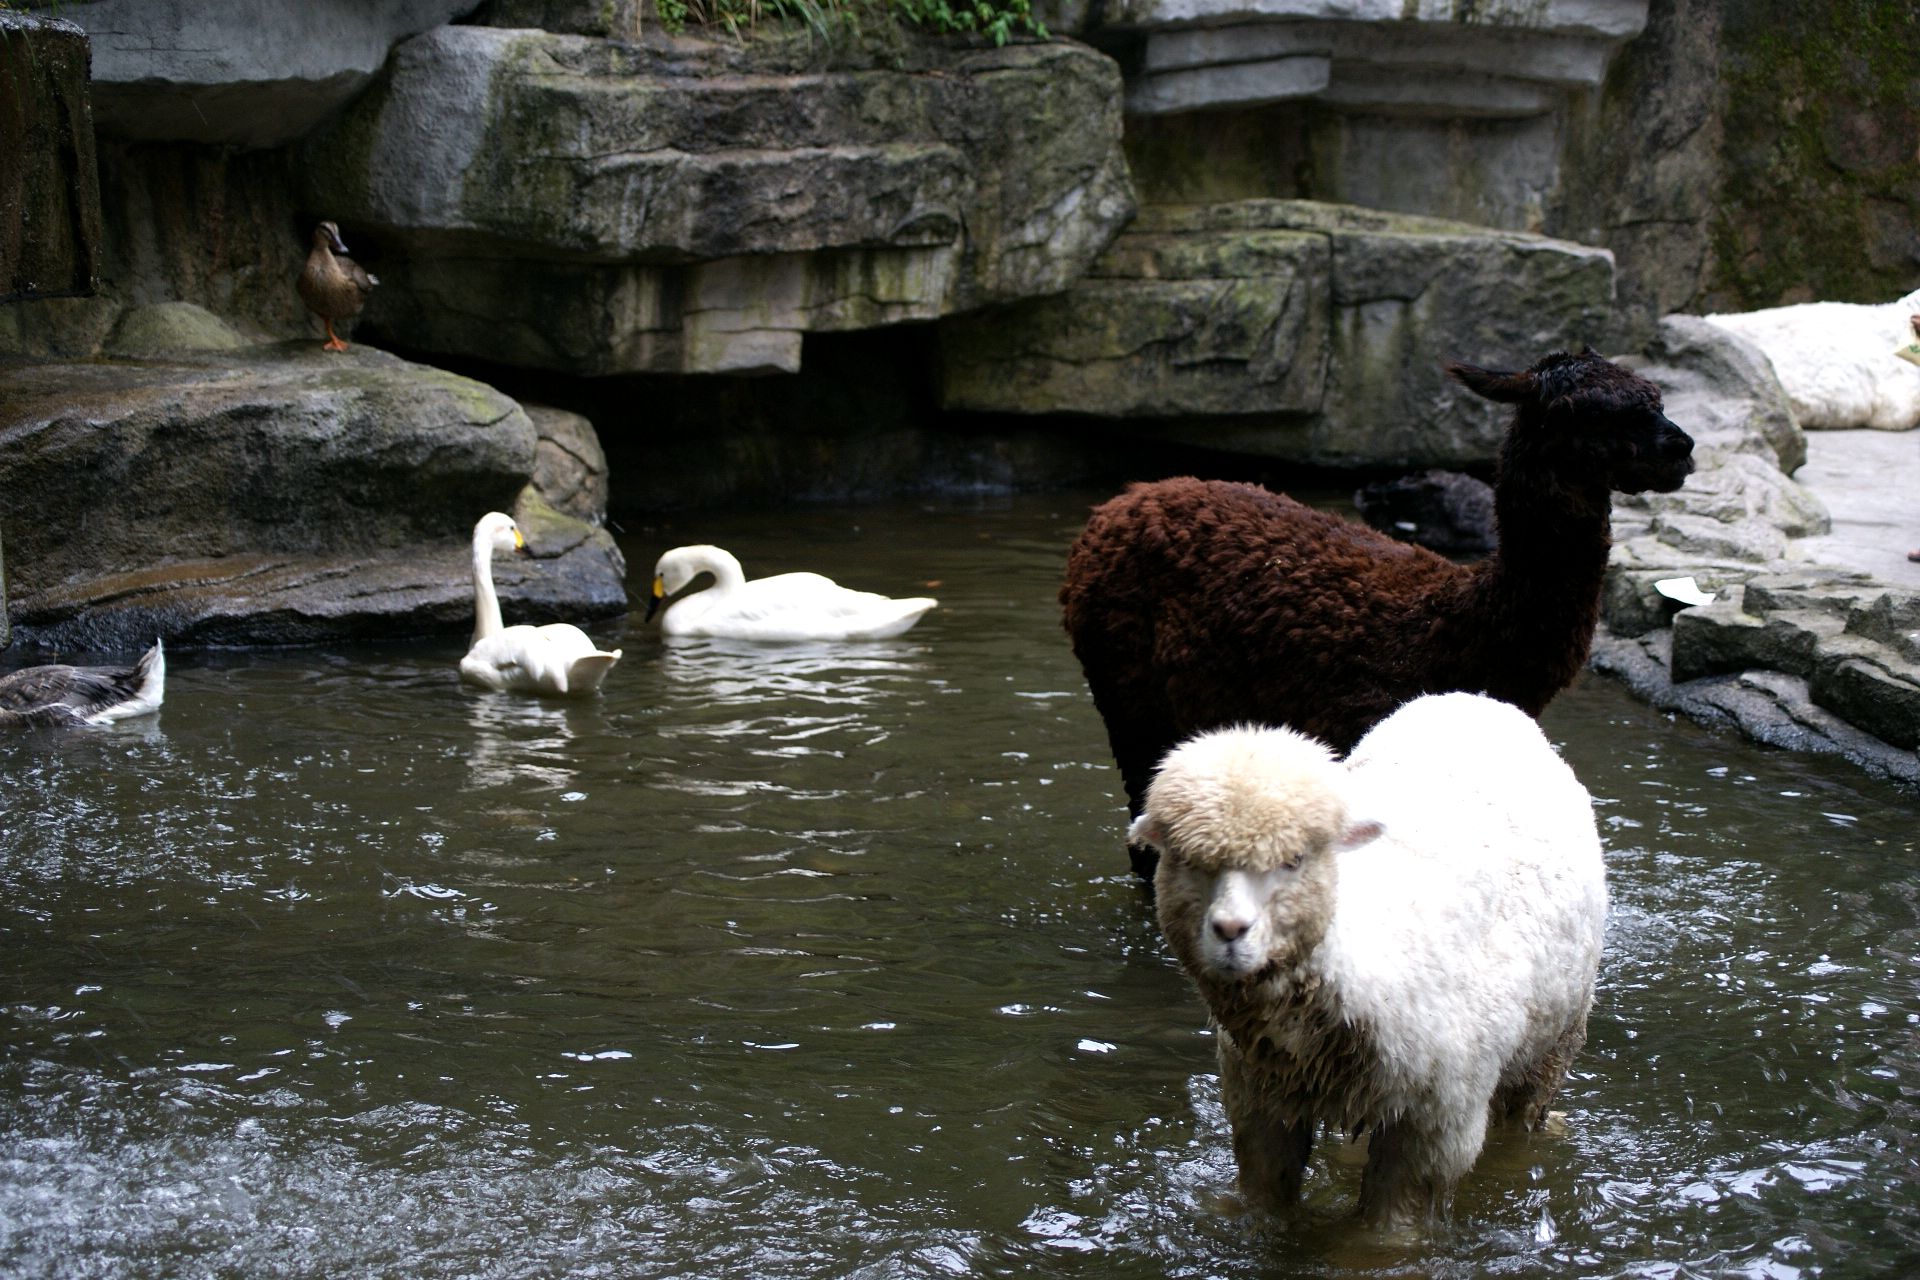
<box><xmin>460</xmin><ymin>512</ymin><xmax>621</xmax><ymax>696</ymax></box>
<box><xmin>646</xmin><ymin>544</ymin><xmax>936</xmax><ymax>642</ymax></box>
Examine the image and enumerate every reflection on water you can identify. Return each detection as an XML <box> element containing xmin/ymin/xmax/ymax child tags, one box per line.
<box><xmin>657</xmin><ymin>635</ymin><xmax>932</xmax><ymax>760</ymax></box>
<box><xmin>3</xmin><ymin>493</ymin><xmax>1918</xmax><ymax>1279</ymax></box>
<box><xmin>463</xmin><ymin>688</ymin><xmax>584</xmax><ymax>793</ymax></box>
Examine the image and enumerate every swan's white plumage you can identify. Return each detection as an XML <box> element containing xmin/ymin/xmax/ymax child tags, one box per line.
<box><xmin>460</xmin><ymin>511</ymin><xmax>621</xmax><ymax>697</ymax></box>
<box><xmin>648</xmin><ymin>544</ymin><xmax>936</xmax><ymax>641</ymax></box>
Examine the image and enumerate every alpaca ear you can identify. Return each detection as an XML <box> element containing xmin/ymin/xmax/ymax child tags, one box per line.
<box><xmin>1336</xmin><ymin>818</ymin><xmax>1384</xmax><ymax>850</ymax></box>
<box><xmin>1127</xmin><ymin>813</ymin><xmax>1168</xmax><ymax>852</ymax></box>
<box><xmin>1447</xmin><ymin>362</ymin><xmax>1536</xmax><ymax>404</ymax></box>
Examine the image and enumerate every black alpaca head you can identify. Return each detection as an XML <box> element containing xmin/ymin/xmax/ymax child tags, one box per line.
<box><xmin>1448</xmin><ymin>347</ymin><xmax>1695</xmax><ymax>496</ymax></box>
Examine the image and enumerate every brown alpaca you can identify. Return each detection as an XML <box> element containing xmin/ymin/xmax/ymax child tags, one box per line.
<box><xmin>1060</xmin><ymin>348</ymin><xmax>1695</xmax><ymax>878</ymax></box>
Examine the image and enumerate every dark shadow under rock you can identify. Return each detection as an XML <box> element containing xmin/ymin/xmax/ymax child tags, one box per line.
<box><xmin>1353</xmin><ymin>469</ymin><xmax>1496</xmax><ymax>555</ymax></box>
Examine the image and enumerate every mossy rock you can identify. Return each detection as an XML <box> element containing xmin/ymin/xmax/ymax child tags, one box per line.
<box><xmin>104</xmin><ymin>303</ymin><xmax>251</xmax><ymax>358</ymax></box>
<box><xmin>0</xmin><ymin>344</ymin><xmax>625</xmax><ymax>649</ymax></box>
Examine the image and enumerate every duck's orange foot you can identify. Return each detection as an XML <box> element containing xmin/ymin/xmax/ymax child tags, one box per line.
<box><xmin>322</xmin><ymin>336</ymin><xmax>350</xmax><ymax>352</ymax></box>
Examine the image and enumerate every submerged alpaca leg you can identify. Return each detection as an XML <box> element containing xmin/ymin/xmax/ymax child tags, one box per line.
<box><xmin>1494</xmin><ymin>1018</ymin><xmax>1588</xmax><ymax>1130</ymax></box>
<box><xmin>1232</xmin><ymin>1112</ymin><xmax>1316</xmax><ymax>1211</ymax></box>
<box><xmin>1358</xmin><ymin>1108</ymin><xmax>1490</xmax><ymax>1230</ymax></box>
<box><xmin>1222</xmin><ymin>1061</ymin><xmax>1316</xmax><ymax>1210</ymax></box>
<box><xmin>1357</xmin><ymin>1122</ymin><xmax>1448</xmax><ymax>1228</ymax></box>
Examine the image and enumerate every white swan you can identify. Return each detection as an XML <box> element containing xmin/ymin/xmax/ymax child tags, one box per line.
<box><xmin>460</xmin><ymin>512</ymin><xmax>622</xmax><ymax>696</ymax></box>
<box><xmin>0</xmin><ymin>639</ymin><xmax>165</xmax><ymax>727</ymax></box>
<box><xmin>646</xmin><ymin>544</ymin><xmax>937</xmax><ymax>641</ymax></box>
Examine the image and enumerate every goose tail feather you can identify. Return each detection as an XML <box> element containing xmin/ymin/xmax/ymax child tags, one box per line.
<box><xmin>84</xmin><ymin>638</ymin><xmax>166</xmax><ymax>723</ymax></box>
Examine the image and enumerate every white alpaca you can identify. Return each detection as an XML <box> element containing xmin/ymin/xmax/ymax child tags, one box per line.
<box><xmin>1131</xmin><ymin>692</ymin><xmax>1606</xmax><ymax>1228</ymax></box>
<box><xmin>1703</xmin><ymin>287</ymin><xmax>1920</xmax><ymax>430</ymax></box>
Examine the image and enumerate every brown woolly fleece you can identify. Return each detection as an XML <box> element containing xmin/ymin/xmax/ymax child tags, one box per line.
<box><xmin>1061</xmin><ymin>348</ymin><xmax>1695</xmax><ymax>877</ymax></box>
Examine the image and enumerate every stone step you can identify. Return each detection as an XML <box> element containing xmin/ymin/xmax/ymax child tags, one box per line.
<box><xmin>1128</xmin><ymin>17</ymin><xmax>1630</xmax><ymax>117</ymax></box>
<box><xmin>1813</xmin><ymin>653</ymin><xmax>1920</xmax><ymax>751</ymax></box>
<box><xmin>1667</xmin><ymin>583</ymin><xmax>1920</xmax><ymax>750</ymax></box>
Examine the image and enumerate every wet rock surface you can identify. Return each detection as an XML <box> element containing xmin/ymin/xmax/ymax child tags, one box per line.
<box><xmin>1590</xmin><ymin>629</ymin><xmax>1920</xmax><ymax>785</ymax></box>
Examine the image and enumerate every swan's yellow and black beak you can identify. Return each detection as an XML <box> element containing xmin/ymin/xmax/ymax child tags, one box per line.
<box><xmin>644</xmin><ymin>575</ymin><xmax>666</xmax><ymax>623</ymax></box>
<box><xmin>512</xmin><ymin>528</ymin><xmax>528</xmax><ymax>556</ymax></box>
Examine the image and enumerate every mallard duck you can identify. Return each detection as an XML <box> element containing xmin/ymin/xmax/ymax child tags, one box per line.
<box><xmin>297</xmin><ymin>220</ymin><xmax>378</xmax><ymax>352</ymax></box>
<box><xmin>460</xmin><ymin>512</ymin><xmax>622</xmax><ymax>697</ymax></box>
<box><xmin>0</xmin><ymin>640</ymin><xmax>165</xmax><ymax>728</ymax></box>
<box><xmin>646</xmin><ymin>544</ymin><xmax>937</xmax><ymax>641</ymax></box>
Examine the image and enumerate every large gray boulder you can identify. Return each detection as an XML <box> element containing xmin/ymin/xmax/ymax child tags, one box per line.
<box><xmin>0</xmin><ymin>343</ymin><xmax>626</xmax><ymax>650</ymax></box>
<box><xmin>526</xmin><ymin>405</ymin><xmax>609</xmax><ymax>525</ymax></box>
<box><xmin>54</xmin><ymin>0</ymin><xmax>481</xmax><ymax>149</ymax></box>
<box><xmin>937</xmin><ymin>199</ymin><xmax>1615</xmax><ymax>467</ymax></box>
<box><xmin>298</xmin><ymin>25</ymin><xmax>1135</xmax><ymax>375</ymax></box>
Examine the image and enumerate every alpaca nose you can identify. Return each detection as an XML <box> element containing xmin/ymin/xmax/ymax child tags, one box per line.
<box><xmin>1211</xmin><ymin>914</ymin><xmax>1251</xmax><ymax>943</ymax></box>
<box><xmin>1657</xmin><ymin>415</ymin><xmax>1694</xmax><ymax>458</ymax></box>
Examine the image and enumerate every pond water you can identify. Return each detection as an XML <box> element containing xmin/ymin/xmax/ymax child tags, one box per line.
<box><xmin>3</xmin><ymin>493</ymin><xmax>1918</xmax><ymax>1279</ymax></box>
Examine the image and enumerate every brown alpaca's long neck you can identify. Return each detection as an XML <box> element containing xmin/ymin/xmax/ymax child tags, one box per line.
<box><xmin>1457</xmin><ymin>462</ymin><xmax>1614</xmax><ymax>713</ymax></box>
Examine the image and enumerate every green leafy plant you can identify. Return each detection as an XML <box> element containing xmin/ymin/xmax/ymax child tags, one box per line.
<box><xmin>889</xmin><ymin>0</ymin><xmax>1045</xmax><ymax>45</ymax></box>
<box><xmin>651</xmin><ymin>0</ymin><xmax>1046</xmax><ymax>46</ymax></box>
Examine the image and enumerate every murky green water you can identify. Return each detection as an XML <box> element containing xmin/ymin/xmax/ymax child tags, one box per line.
<box><xmin>3</xmin><ymin>494</ymin><xmax>1918</xmax><ymax>1279</ymax></box>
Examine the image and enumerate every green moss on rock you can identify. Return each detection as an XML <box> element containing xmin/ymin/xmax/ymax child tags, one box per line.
<box><xmin>1709</xmin><ymin>0</ymin><xmax>1920</xmax><ymax>307</ymax></box>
